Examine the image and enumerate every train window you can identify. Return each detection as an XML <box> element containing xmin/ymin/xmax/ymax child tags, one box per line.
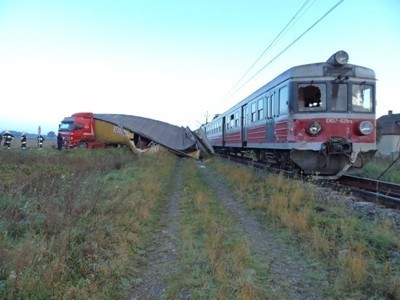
<box><xmin>244</xmin><ymin>106</ymin><xmax>249</xmax><ymax>126</ymax></box>
<box><xmin>279</xmin><ymin>86</ymin><xmax>288</xmax><ymax>115</ymax></box>
<box><xmin>267</xmin><ymin>96</ymin><xmax>272</xmax><ymax>118</ymax></box>
<box><xmin>235</xmin><ymin>112</ymin><xmax>239</xmax><ymax>127</ymax></box>
<box><xmin>331</xmin><ymin>83</ymin><xmax>347</xmax><ymax>111</ymax></box>
<box><xmin>257</xmin><ymin>98</ymin><xmax>264</xmax><ymax>120</ymax></box>
<box><xmin>352</xmin><ymin>84</ymin><xmax>373</xmax><ymax>112</ymax></box>
<box><xmin>298</xmin><ymin>83</ymin><xmax>326</xmax><ymax>111</ymax></box>
<box><xmin>230</xmin><ymin>114</ymin><xmax>235</xmax><ymax>128</ymax></box>
<box><xmin>271</xmin><ymin>94</ymin><xmax>275</xmax><ymax>117</ymax></box>
<box><xmin>251</xmin><ymin>102</ymin><xmax>257</xmax><ymax>122</ymax></box>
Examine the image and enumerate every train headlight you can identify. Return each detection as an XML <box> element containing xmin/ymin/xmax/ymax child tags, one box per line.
<box><xmin>308</xmin><ymin>121</ymin><xmax>322</xmax><ymax>136</ymax></box>
<box><xmin>359</xmin><ymin>121</ymin><xmax>373</xmax><ymax>135</ymax></box>
<box><xmin>327</xmin><ymin>50</ymin><xmax>349</xmax><ymax>66</ymax></box>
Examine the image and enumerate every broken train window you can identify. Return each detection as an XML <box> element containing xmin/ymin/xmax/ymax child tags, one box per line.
<box><xmin>298</xmin><ymin>83</ymin><xmax>326</xmax><ymax>111</ymax></box>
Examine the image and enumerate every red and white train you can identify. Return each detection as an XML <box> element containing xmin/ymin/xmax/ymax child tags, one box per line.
<box><xmin>203</xmin><ymin>51</ymin><xmax>377</xmax><ymax>178</ymax></box>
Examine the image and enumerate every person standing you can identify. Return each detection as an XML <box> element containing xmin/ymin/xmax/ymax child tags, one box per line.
<box><xmin>37</xmin><ymin>134</ymin><xmax>45</xmax><ymax>149</ymax></box>
<box><xmin>20</xmin><ymin>133</ymin><xmax>27</xmax><ymax>149</ymax></box>
<box><xmin>3</xmin><ymin>131</ymin><xmax>14</xmax><ymax>149</ymax></box>
<box><xmin>57</xmin><ymin>132</ymin><xmax>63</xmax><ymax>150</ymax></box>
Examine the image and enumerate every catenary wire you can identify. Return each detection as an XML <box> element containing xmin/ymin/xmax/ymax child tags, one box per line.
<box><xmin>225</xmin><ymin>0</ymin><xmax>345</xmax><ymax>104</ymax></box>
<box><xmin>221</xmin><ymin>0</ymin><xmax>312</xmax><ymax>102</ymax></box>
<box><xmin>195</xmin><ymin>0</ymin><xmax>345</xmax><ymax>127</ymax></box>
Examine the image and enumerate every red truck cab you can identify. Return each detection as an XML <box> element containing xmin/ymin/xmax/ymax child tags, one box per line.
<box><xmin>58</xmin><ymin>112</ymin><xmax>96</xmax><ymax>148</ymax></box>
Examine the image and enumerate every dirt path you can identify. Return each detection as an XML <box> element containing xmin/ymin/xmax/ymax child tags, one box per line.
<box><xmin>199</xmin><ymin>163</ymin><xmax>327</xmax><ymax>299</ymax></box>
<box><xmin>131</xmin><ymin>160</ymin><xmax>327</xmax><ymax>299</ymax></box>
<box><xmin>130</xmin><ymin>160</ymin><xmax>183</xmax><ymax>299</ymax></box>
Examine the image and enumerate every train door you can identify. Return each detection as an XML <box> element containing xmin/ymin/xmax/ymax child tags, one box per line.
<box><xmin>266</xmin><ymin>93</ymin><xmax>275</xmax><ymax>143</ymax></box>
<box><xmin>222</xmin><ymin>116</ymin><xmax>226</xmax><ymax>147</ymax></box>
<box><xmin>241</xmin><ymin>104</ymin><xmax>248</xmax><ymax>147</ymax></box>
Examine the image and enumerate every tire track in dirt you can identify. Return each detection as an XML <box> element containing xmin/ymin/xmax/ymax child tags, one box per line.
<box><xmin>130</xmin><ymin>160</ymin><xmax>183</xmax><ymax>300</ymax></box>
<box><xmin>200</xmin><ymin>163</ymin><xmax>327</xmax><ymax>299</ymax></box>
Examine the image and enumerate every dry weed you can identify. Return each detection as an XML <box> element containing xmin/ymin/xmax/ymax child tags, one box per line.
<box><xmin>338</xmin><ymin>243</ymin><xmax>368</xmax><ymax>288</ymax></box>
<box><xmin>268</xmin><ymin>194</ymin><xmax>288</xmax><ymax>216</ymax></box>
<box><xmin>281</xmin><ymin>208</ymin><xmax>310</xmax><ymax>233</ymax></box>
<box><xmin>309</xmin><ymin>227</ymin><xmax>330</xmax><ymax>257</ymax></box>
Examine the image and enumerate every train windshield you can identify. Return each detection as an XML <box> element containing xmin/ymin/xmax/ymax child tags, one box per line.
<box><xmin>352</xmin><ymin>84</ymin><xmax>373</xmax><ymax>112</ymax></box>
<box><xmin>331</xmin><ymin>83</ymin><xmax>347</xmax><ymax>111</ymax></box>
<box><xmin>298</xmin><ymin>83</ymin><xmax>326</xmax><ymax>111</ymax></box>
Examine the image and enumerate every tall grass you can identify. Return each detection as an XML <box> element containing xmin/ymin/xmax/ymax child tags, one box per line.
<box><xmin>168</xmin><ymin>159</ymin><xmax>263</xmax><ymax>299</ymax></box>
<box><xmin>0</xmin><ymin>148</ymin><xmax>177</xmax><ymax>298</ymax></box>
<box><xmin>211</xmin><ymin>158</ymin><xmax>400</xmax><ymax>299</ymax></box>
<box><xmin>360</xmin><ymin>156</ymin><xmax>400</xmax><ymax>183</ymax></box>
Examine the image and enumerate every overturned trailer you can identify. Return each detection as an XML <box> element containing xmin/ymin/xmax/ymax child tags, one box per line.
<box><xmin>59</xmin><ymin>112</ymin><xmax>213</xmax><ymax>159</ymax></box>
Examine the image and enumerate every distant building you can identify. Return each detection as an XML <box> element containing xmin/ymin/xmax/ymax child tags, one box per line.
<box><xmin>377</xmin><ymin>110</ymin><xmax>400</xmax><ymax>160</ymax></box>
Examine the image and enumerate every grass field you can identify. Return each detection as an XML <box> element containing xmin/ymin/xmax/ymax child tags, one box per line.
<box><xmin>211</xmin><ymin>158</ymin><xmax>400</xmax><ymax>298</ymax></box>
<box><xmin>0</xmin><ymin>148</ymin><xmax>177</xmax><ymax>298</ymax></box>
<box><xmin>1</xmin><ymin>148</ymin><xmax>399</xmax><ymax>298</ymax></box>
<box><xmin>360</xmin><ymin>156</ymin><xmax>400</xmax><ymax>183</ymax></box>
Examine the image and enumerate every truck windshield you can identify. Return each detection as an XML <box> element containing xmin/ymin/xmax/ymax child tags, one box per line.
<box><xmin>59</xmin><ymin>122</ymin><xmax>74</xmax><ymax>131</ymax></box>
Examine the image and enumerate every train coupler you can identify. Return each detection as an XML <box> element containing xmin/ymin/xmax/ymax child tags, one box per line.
<box><xmin>321</xmin><ymin>137</ymin><xmax>352</xmax><ymax>155</ymax></box>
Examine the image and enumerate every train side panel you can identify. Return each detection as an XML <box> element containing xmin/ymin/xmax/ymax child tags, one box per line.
<box><xmin>203</xmin><ymin>51</ymin><xmax>377</xmax><ymax>178</ymax></box>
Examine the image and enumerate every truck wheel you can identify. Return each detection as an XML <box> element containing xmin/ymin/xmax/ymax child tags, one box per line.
<box><xmin>78</xmin><ymin>142</ymin><xmax>88</xmax><ymax>149</ymax></box>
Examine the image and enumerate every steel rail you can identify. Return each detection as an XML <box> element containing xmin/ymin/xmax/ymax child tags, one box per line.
<box><xmin>216</xmin><ymin>153</ymin><xmax>400</xmax><ymax>209</ymax></box>
<box><xmin>336</xmin><ymin>175</ymin><xmax>400</xmax><ymax>209</ymax></box>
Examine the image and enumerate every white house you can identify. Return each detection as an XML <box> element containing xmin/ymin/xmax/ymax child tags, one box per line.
<box><xmin>377</xmin><ymin>110</ymin><xmax>400</xmax><ymax>160</ymax></box>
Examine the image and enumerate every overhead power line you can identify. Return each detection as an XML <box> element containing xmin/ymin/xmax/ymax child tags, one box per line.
<box><xmin>221</xmin><ymin>0</ymin><xmax>345</xmax><ymax>108</ymax></box>
<box><xmin>222</xmin><ymin>0</ymin><xmax>312</xmax><ymax>102</ymax></box>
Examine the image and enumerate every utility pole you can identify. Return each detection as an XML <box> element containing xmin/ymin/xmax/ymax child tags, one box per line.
<box><xmin>204</xmin><ymin>111</ymin><xmax>210</xmax><ymax>124</ymax></box>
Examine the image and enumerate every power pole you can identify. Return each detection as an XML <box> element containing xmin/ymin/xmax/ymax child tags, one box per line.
<box><xmin>204</xmin><ymin>111</ymin><xmax>210</xmax><ymax>124</ymax></box>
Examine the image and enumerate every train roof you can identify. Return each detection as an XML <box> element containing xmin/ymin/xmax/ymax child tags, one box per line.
<box><xmin>214</xmin><ymin>59</ymin><xmax>376</xmax><ymax>119</ymax></box>
<box><xmin>249</xmin><ymin>62</ymin><xmax>373</xmax><ymax>99</ymax></box>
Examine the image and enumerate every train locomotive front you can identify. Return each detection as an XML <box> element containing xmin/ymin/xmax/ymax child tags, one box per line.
<box><xmin>204</xmin><ymin>51</ymin><xmax>377</xmax><ymax>178</ymax></box>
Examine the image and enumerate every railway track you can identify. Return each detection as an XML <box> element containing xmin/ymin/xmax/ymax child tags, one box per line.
<box><xmin>335</xmin><ymin>175</ymin><xmax>400</xmax><ymax>209</ymax></box>
<box><xmin>217</xmin><ymin>153</ymin><xmax>400</xmax><ymax>209</ymax></box>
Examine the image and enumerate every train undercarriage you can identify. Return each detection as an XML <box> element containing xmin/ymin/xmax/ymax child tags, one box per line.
<box><xmin>215</xmin><ymin>141</ymin><xmax>376</xmax><ymax>179</ymax></box>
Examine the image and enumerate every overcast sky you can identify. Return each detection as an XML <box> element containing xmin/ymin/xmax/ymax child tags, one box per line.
<box><xmin>1</xmin><ymin>0</ymin><xmax>399</xmax><ymax>134</ymax></box>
